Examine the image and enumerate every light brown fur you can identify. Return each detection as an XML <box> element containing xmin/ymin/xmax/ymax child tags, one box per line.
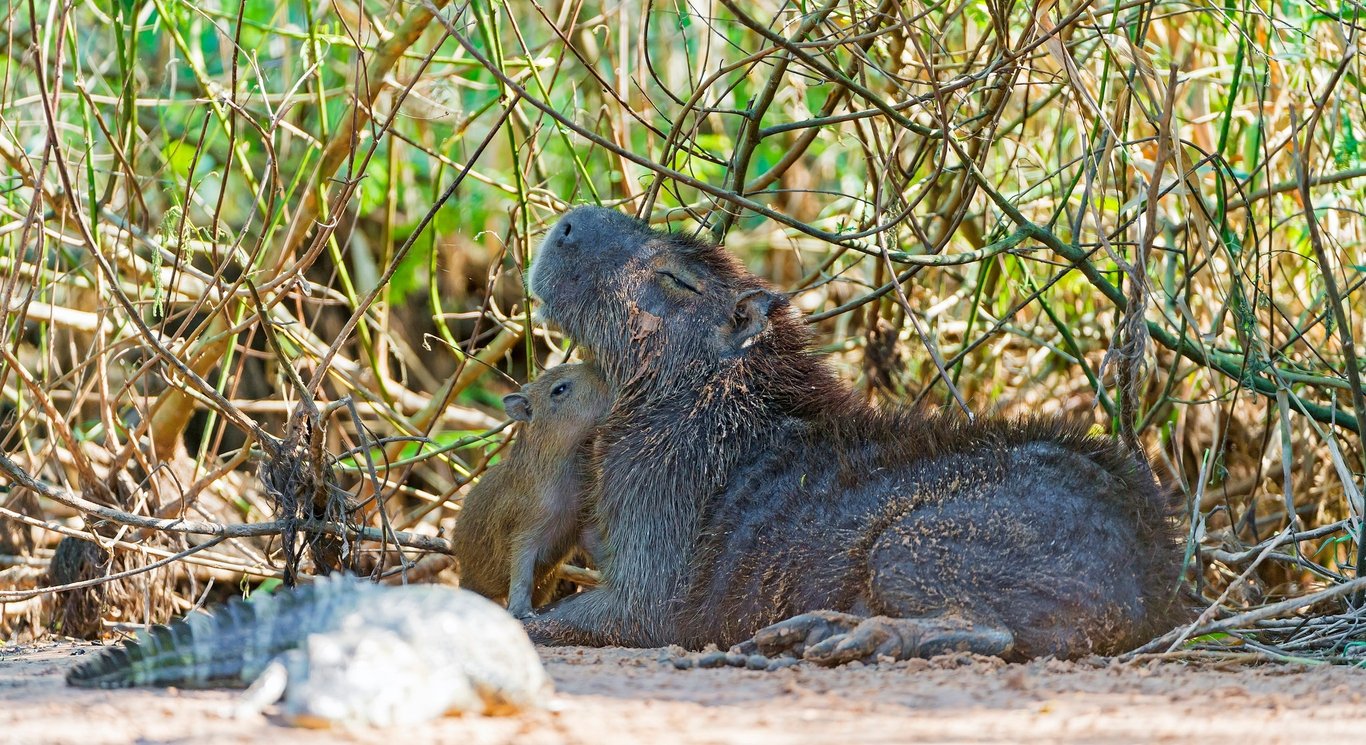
<box><xmin>451</xmin><ymin>362</ymin><xmax>611</xmax><ymax>617</ymax></box>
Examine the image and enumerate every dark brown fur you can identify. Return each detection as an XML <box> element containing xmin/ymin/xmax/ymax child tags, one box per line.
<box><xmin>450</xmin><ymin>362</ymin><xmax>610</xmax><ymax>617</ymax></box>
<box><xmin>523</xmin><ymin>206</ymin><xmax>1186</xmax><ymax>660</ymax></box>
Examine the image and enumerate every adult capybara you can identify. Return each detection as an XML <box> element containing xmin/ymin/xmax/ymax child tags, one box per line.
<box><xmin>451</xmin><ymin>362</ymin><xmax>610</xmax><ymax>618</ymax></box>
<box><xmin>524</xmin><ymin>206</ymin><xmax>1184</xmax><ymax>664</ymax></box>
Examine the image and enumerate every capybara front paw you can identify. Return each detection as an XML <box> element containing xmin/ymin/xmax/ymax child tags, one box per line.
<box><xmin>801</xmin><ymin>616</ymin><xmax>903</xmax><ymax>665</ymax></box>
<box><xmin>802</xmin><ymin>615</ymin><xmax>1015</xmax><ymax>665</ymax></box>
<box><xmin>663</xmin><ymin>612</ymin><xmax>1014</xmax><ymax>670</ymax></box>
<box><xmin>745</xmin><ymin>610</ymin><xmax>865</xmax><ymax>658</ymax></box>
<box><xmin>663</xmin><ymin>610</ymin><xmax>864</xmax><ymax>671</ymax></box>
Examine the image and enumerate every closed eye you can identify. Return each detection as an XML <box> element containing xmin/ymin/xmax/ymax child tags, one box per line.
<box><xmin>657</xmin><ymin>270</ymin><xmax>701</xmax><ymax>294</ymax></box>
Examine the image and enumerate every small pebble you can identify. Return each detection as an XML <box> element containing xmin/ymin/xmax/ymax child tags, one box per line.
<box><xmin>697</xmin><ymin>651</ymin><xmax>729</xmax><ymax>668</ymax></box>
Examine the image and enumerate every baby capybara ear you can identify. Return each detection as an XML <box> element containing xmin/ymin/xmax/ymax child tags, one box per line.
<box><xmin>503</xmin><ymin>392</ymin><xmax>533</xmax><ymax>422</ymax></box>
<box><xmin>729</xmin><ymin>288</ymin><xmax>782</xmax><ymax>349</ymax></box>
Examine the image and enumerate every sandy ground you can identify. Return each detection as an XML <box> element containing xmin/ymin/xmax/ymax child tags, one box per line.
<box><xmin>3</xmin><ymin>640</ymin><xmax>1366</xmax><ymax>744</ymax></box>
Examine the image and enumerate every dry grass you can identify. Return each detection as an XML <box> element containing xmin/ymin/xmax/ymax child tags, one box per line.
<box><xmin>0</xmin><ymin>1</ymin><xmax>1363</xmax><ymax>661</ymax></box>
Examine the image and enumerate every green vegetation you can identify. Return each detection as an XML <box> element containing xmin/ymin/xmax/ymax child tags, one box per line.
<box><xmin>0</xmin><ymin>0</ymin><xmax>1362</xmax><ymax>658</ymax></box>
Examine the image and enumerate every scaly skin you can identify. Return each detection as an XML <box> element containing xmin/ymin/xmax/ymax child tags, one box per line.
<box><xmin>66</xmin><ymin>575</ymin><xmax>551</xmax><ymax>726</ymax></box>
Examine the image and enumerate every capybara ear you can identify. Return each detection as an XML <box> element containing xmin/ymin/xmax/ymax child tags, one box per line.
<box><xmin>729</xmin><ymin>288</ymin><xmax>781</xmax><ymax>349</ymax></box>
<box><xmin>503</xmin><ymin>393</ymin><xmax>533</xmax><ymax>422</ymax></box>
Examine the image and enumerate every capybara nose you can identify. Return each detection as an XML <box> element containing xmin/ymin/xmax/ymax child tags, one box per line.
<box><xmin>546</xmin><ymin>213</ymin><xmax>581</xmax><ymax>252</ymax></box>
<box><xmin>546</xmin><ymin>206</ymin><xmax>633</xmax><ymax>254</ymax></box>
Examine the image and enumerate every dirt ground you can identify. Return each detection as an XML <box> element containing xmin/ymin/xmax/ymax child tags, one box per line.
<box><xmin>3</xmin><ymin>641</ymin><xmax>1365</xmax><ymax>744</ymax></box>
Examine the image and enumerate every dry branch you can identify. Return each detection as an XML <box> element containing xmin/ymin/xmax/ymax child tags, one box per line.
<box><xmin>1</xmin><ymin>0</ymin><xmax>1362</xmax><ymax>654</ymax></box>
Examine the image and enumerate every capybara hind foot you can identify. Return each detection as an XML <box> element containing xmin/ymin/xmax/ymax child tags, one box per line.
<box><xmin>738</xmin><ymin>611</ymin><xmax>1015</xmax><ymax>666</ymax></box>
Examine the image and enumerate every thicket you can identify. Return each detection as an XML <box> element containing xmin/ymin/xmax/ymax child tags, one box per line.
<box><xmin>1</xmin><ymin>0</ymin><xmax>1363</xmax><ymax>660</ymax></box>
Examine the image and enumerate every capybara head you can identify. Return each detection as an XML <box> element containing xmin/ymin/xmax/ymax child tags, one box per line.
<box><xmin>502</xmin><ymin>361</ymin><xmax>610</xmax><ymax>454</ymax></box>
<box><xmin>529</xmin><ymin>207</ymin><xmax>806</xmax><ymax>389</ymax></box>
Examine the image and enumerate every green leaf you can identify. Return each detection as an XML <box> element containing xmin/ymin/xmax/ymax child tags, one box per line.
<box><xmin>387</xmin><ymin>240</ymin><xmax>429</xmax><ymax>306</ymax></box>
<box><xmin>249</xmin><ymin>578</ymin><xmax>284</xmax><ymax>600</ymax></box>
<box><xmin>1335</xmin><ymin>111</ymin><xmax>1358</xmax><ymax>169</ymax></box>
<box><xmin>1188</xmin><ymin>632</ymin><xmax>1235</xmax><ymax>644</ymax></box>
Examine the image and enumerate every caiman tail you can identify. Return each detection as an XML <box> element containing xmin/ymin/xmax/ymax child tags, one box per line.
<box><xmin>66</xmin><ymin>575</ymin><xmax>368</xmax><ymax>689</ymax></box>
